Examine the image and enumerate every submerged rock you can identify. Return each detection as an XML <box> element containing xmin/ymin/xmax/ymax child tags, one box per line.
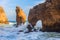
<box><xmin>0</xmin><ymin>6</ymin><xmax>9</xmax><ymax>24</ymax></box>
<box><xmin>27</xmin><ymin>24</ymin><xmax>33</xmax><ymax>32</ymax></box>
<box><xmin>16</xmin><ymin>6</ymin><xmax>26</xmax><ymax>27</ymax></box>
<box><xmin>28</xmin><ymin>0</ymin><xmax>60</xmax><ymax>32</ymax></box>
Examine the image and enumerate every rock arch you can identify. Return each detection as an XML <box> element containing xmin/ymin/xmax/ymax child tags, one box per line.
<box><xmin>28</xmin><ymin>0</ymin><xmax>60</xmax><ymax>32</ymax></box>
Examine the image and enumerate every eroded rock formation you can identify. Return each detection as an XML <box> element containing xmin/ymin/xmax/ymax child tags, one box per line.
<box><xmin>28</xmin><ymin>0</ymin><xmax>60</xmax><ymax>32</ymax></box>
<box><xmin>0</xmin><ymin>6</ymin><xmax>9</xmax><ymax>24</ymax></box>
<box><xmin>16</xmin><ymin>6</ymin><xmax>26</xmax><ymax>26</ymax></box>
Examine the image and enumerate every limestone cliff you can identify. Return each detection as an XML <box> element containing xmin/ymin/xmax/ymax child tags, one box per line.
<box><xmin>28</xmin><ymin>0</ymin><xmax>60</xmax><ymax>32</ymax></box>
<box><xmin>0</xmin><ymin>7</ymin><xmax>9</xmax><ymax>24</ymax></box>
<box><xmin>16</xmin><ymin>6</ymin><xmax>26</xmax><ymax>26</ymax></box>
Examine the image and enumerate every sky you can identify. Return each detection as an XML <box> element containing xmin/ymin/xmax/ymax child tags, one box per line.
<box><xmin>0</xmin><ymin>0</ymin><xmax>45</xmax><ymax>21</ymax></box>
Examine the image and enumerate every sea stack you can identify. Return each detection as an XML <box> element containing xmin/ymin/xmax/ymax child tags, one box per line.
<box><xmin>28</xmin><ymin>0</ymin><xmax>60</xmax><ymax>32</ymax></box>
<box><xmin>0</xmin><ymin>6</ymin><xmax>9</xmax><ymax>24</ymax></box>
<box><xmin>16</xmin><ymin>6</ymin><xmax>26</xmax><ymax>27</ymax></box>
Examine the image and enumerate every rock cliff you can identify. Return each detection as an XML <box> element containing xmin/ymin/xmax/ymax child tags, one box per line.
<box><xmin>16</xmin><ymin>6</ymin><xmax>26</xmax><ymax>26</ymax></box>
<box><xmin>28</xmin><ymin>0</ymin><xmax>60</xmax><ymax>32</ymax></box>
<box><xmin>0</xmin><ymin>7</ymin><xmax>9</xmax><ymax>24</ymax></box>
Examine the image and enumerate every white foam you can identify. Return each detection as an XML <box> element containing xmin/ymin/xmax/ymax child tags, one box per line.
<box><xmin>0</xmin><ymin>22</ymin><xmax>60</xmax><ymax>40</ymax></box>
<box><xmin>34</xmin><ymin>20</ymin><xmax>42</xmax><ymax>31</ymax></box>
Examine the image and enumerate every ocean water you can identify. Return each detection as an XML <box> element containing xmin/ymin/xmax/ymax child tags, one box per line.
<box><xmin>0</xmin><ymin>21</ymin><xmax>60</xmax><ymax>40</ymax></box>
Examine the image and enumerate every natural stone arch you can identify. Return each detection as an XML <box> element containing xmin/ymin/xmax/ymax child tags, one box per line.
<box><xmin>28</xmin><ymin>0</ymin><xmax>60</xmax><ymax>32</ymax></box>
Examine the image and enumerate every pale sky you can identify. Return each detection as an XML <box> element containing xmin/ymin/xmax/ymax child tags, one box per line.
<box><xmin>0</xmin><ymin>0</ymin><xmax>45</xmax><ymax>21</ymax></box>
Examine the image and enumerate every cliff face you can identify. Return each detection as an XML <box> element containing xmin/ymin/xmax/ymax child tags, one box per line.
<box><xmin>16</xmin><ymin>6</ymin><xmax>26</xmax><ymax>26</ymax></box>
<box><xmin>28</xmin><ymin>0</ymin><xmax>60</xmax><ymax>32</ymax></box>
<box><xmin>0</xmin><ymin>7</ymin><xmax>9</xmax><ymax>24</ymax></box>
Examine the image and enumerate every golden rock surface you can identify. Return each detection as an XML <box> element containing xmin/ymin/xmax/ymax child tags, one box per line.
<box><xmin>16</xmin><ymin>6</ymin><xmax>26</xmax><ymax>26</ymax></box>
<box><xmin>0</xmin><ymin>7</ymin><xmax>9</xmax><ymax>24</ymax></box>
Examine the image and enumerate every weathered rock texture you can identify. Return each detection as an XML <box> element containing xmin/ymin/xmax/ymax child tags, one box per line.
<box><xmin>28</xmin><ymin>0</ymin><xmax>60</xmax><ymax>32</ymax></box>
<box><xmin>0</xmin><ymin>7</ymin><xmax>9</xmax><ymax>24</ymax></box>
<box><xmin>16</xmin><ymin>6</ymin><xmax>26</xmax><ymax>26</ymax></box>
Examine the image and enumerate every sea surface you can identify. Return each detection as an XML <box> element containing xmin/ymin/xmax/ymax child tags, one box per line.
<box><xmin>0</xmin><ymin>21</ymin><xmax>60</xmax><ymax>40</ymax></box>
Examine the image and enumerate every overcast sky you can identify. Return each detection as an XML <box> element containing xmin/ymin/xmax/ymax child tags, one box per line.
<box><xmin>0</xmin><ymin>0</ymin><xmax>45</xmax><ymax>21</ymax></box>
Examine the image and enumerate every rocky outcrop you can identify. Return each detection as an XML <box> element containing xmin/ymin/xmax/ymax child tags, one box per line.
<box><xmin>28</xmin><ymin>0</ymin><xmax>60</xmax><ymax>32</ymax></box>
<box><xmin>0</xmin><ymin>6</ymin><xmax>9</xmax><ymax>24</ymax></box>
<box><xmin>16</xmin><ymin>6</ymin><xmax>26</xmax><ymax>26</ymax></box>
